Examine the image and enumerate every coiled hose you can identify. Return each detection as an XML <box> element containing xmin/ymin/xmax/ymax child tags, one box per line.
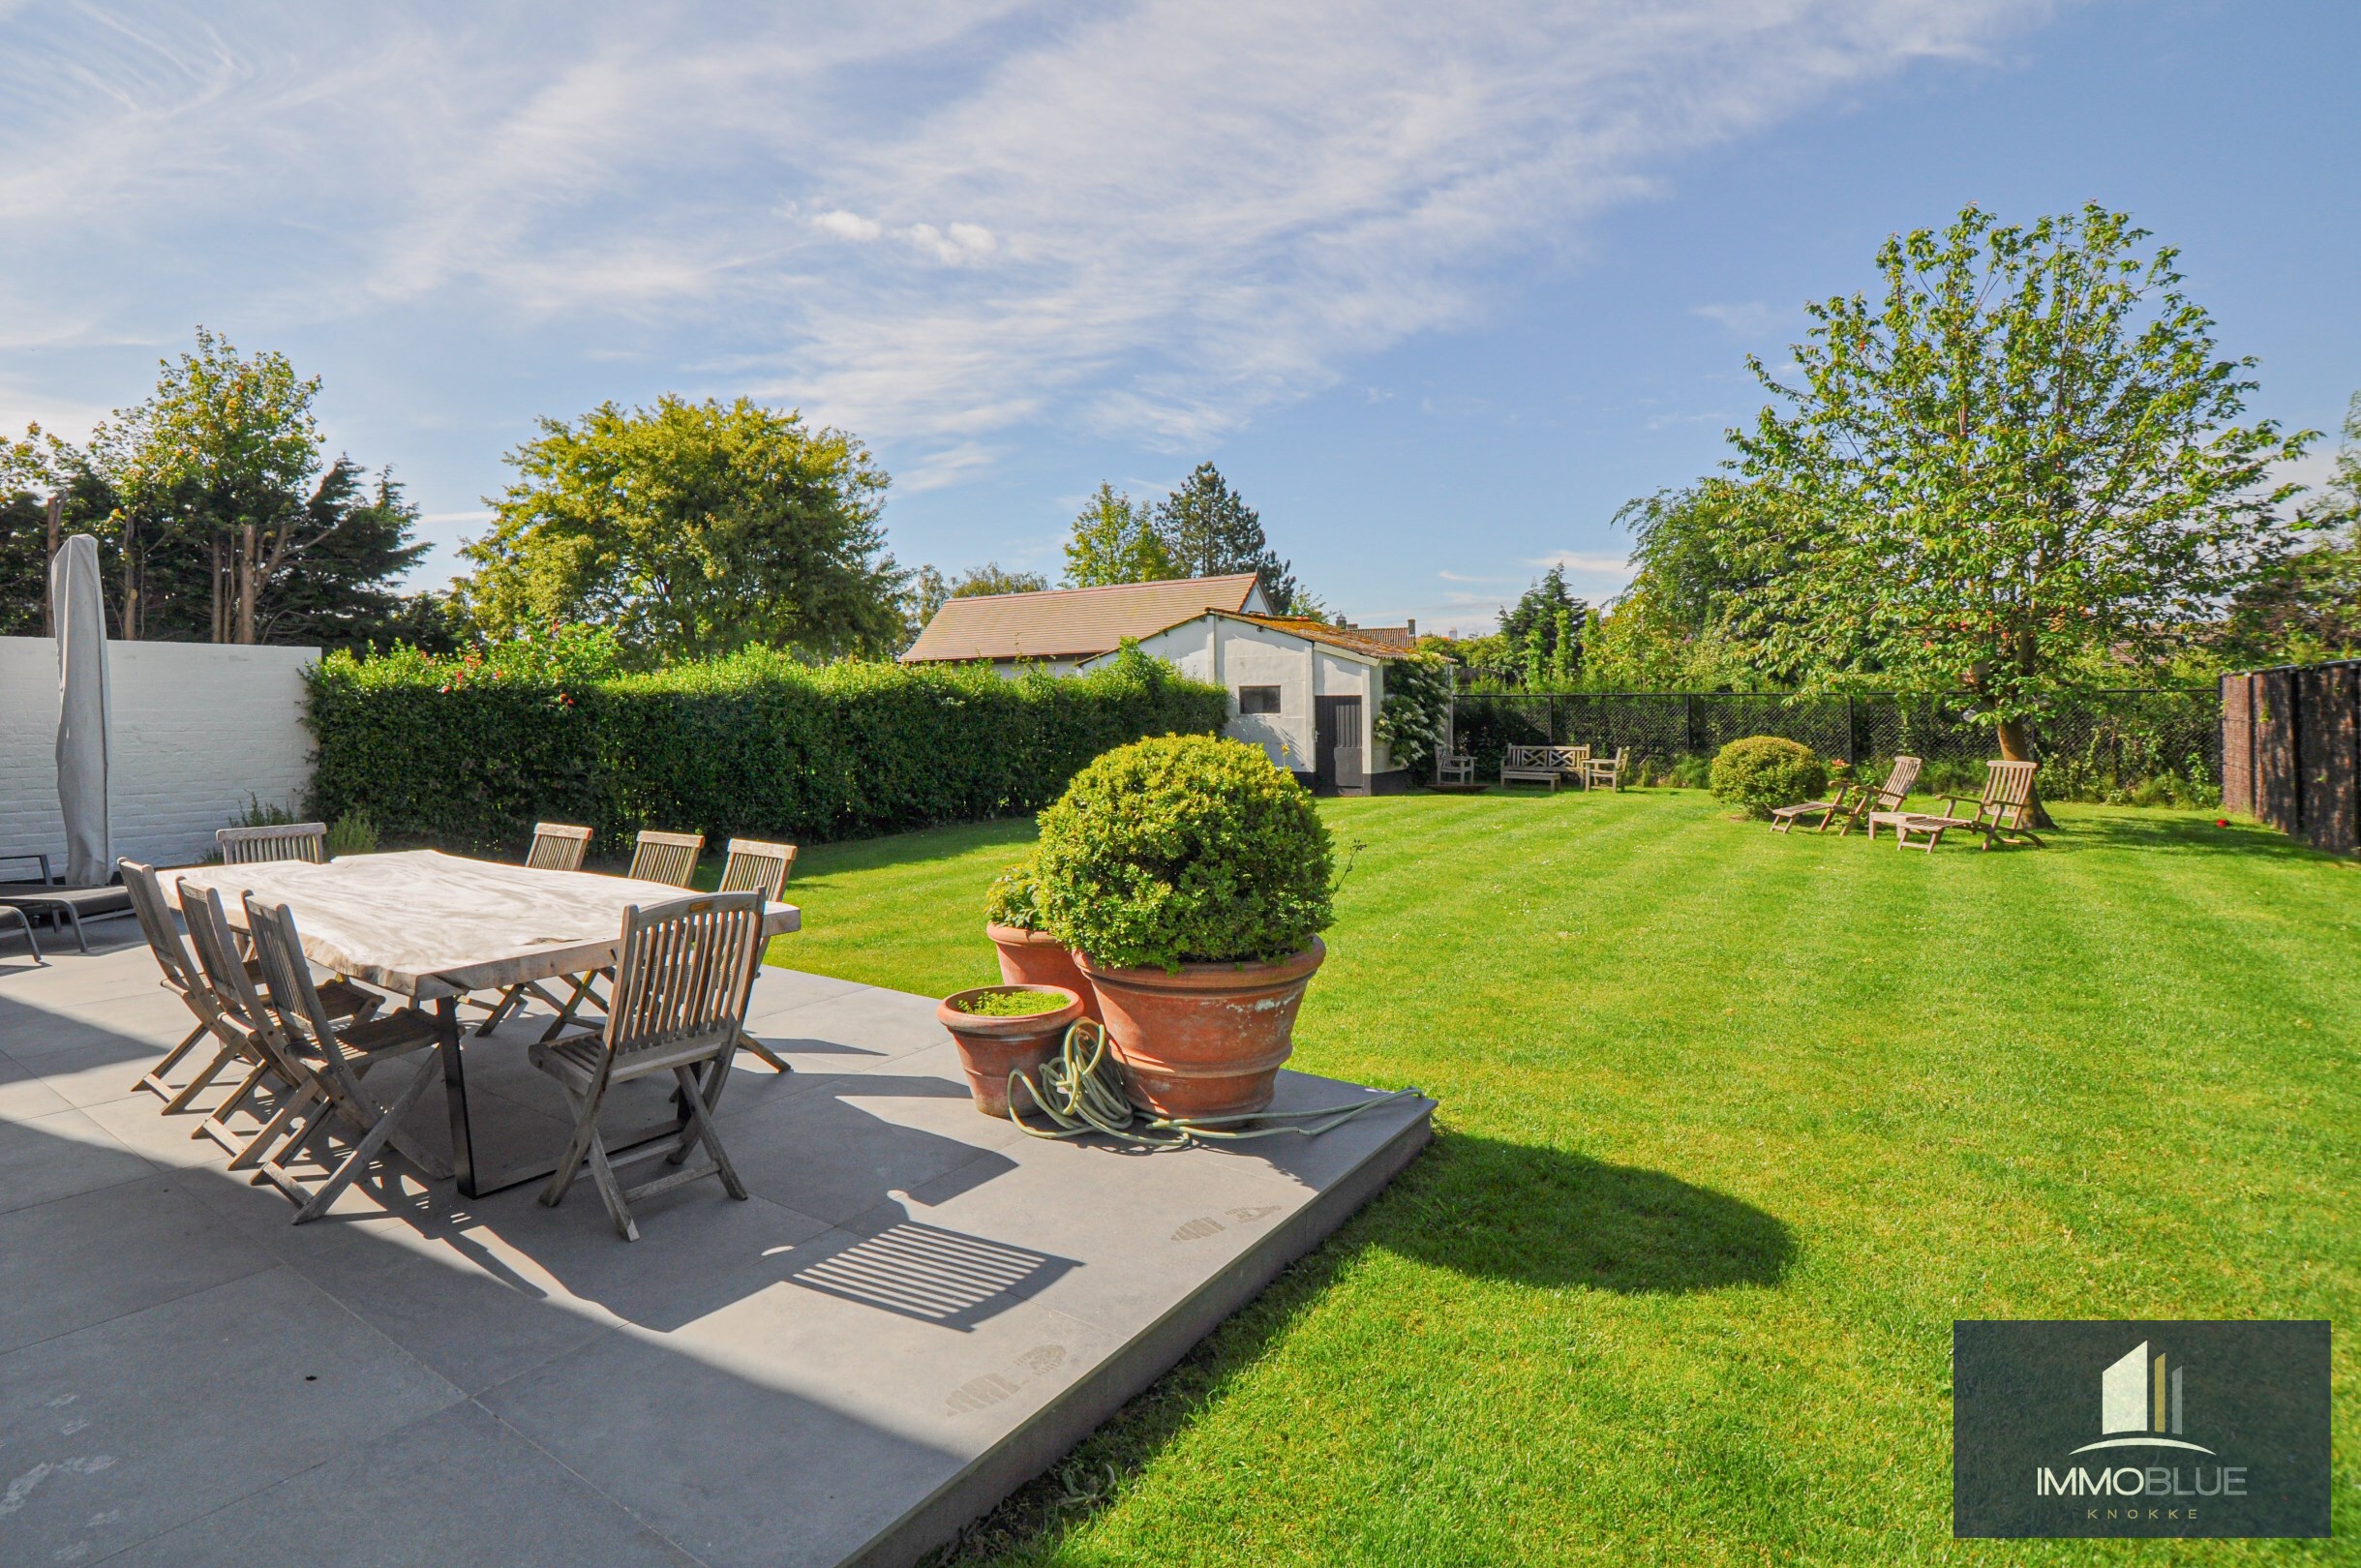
<box><xmin>1006</xmin><ymin>1018</ymin><xmax>1425</xmax><ymax>1148</ymax></box>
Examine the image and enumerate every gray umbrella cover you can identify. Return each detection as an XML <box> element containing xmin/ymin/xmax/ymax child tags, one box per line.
<box><xmin>50</xmin><ymin>533</ymin><xmax>112</xmax><ymax>888</ymax></box>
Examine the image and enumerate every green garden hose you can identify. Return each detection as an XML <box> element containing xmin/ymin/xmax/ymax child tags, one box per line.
<box><xmin>1006</xmin><ymin>1019</ymin><xmax>1426</xmax><ymax>1148</ymax></box>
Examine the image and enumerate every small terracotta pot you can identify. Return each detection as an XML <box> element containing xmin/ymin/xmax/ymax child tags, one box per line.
<box><xmin>1074</xmin><ymin>940</ymin><xmax>1325</xmax><ymax>1120</ymax></box>
<box><xmin>985</xmin><ymin>921</ymin><xmax>1101</xmax><ymax>1022</ymax></box>
<box><xmin>937</xmin><ymin>984</ymin><xmax>1086</xmax><ymax>1116</ymax></box>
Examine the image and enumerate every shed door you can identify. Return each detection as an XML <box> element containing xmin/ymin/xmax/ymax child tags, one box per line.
<box><xmin>1315</xmin><ymin>695</ymin><xmax>1365</xmax><ymax>794</ymax></box>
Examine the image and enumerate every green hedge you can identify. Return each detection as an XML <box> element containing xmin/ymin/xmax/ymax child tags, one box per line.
<box><xmin>306</xmin><ymin>645</ymin><xmax>1230</xmax><ymax>852</ymax></box>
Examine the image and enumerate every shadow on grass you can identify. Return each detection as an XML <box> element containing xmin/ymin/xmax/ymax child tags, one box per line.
<box><xmin>1376</xmin><ymin>1132</ymin><xmax>1794</xmax><ymax>1293</ymax></box>
<box><xmin>2042</xmin><ymin>811</ymin><xmax>2343</xmax><ymax>862</ymax></box>
<box><xmin>923</xmin><ymin>1132</ymin><xmax>1791</xmax><ymax>1563</ymax></box>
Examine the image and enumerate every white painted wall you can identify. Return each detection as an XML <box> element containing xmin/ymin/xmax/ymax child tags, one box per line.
<box><xmin>1</xmin><ymin>637</ymin><xmax>318</xmax><ymax>873</ymax></box>
<box><xmin>1109</xmin><ymin>617</ymin><xmax>1392</xmax><ymax>778</ymax></box>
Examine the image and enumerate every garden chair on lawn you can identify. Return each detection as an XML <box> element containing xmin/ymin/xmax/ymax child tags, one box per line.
<box><xmin>1583</xmin><ymin>747</ymin><xmax>1629</xmax><ymax>792</ymax></box>
<box><xmin>1771</xmin><ymin>754</ymin><xmax>1922</xmax><ymax>836</ymax></box>
<box><xmin>717</xmin><ymin>838</ymin><xmax>799</xmax><ymax>1072</ymax></box>
<box><xmin>527</xmin><ymin>891</ymin><xmax>764</xmax><ymax>1241</ymax></box>
<box><xmin>1435</xmin><ymin>749</ymin><xmax>1476</xmax><ymax>786</ymax></box>
<box><xmin>473</xmin><ymin>822</ymin><xmax>600</xmax><ymax>1035</ymax></box>
<box><xmin>217</xmin><ymin>823</ymin><xmax>328</xmax><ymax>865</ymax></box>
<box><xmin>1500</xmin><ymin>744</ymin><xmax>1585</xmax><ymax>790</ymax></box>
<box><xmin>529</xmin><ymin>828</ymin><xmax>709</xmax><ymax>1042</ymax></box>
<box><xmin>242</xmin><ymin>895</ymin><xmax>449</xmax><ymax>1221</ymax></box>
<box><xmin>1870</xmin><ymin>760</ymin><xmax>2043</xmax><ymax>852</ymax></box>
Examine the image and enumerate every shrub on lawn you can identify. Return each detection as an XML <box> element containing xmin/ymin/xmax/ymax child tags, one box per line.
<box><xmin>1710</xmin><ymin>736</ymin><xmax>1827</xmax><ymax>818</ymax></box>
<box><xmin>306</xmin><ymin>642</ymin><xmax>1228</xmax><ymax>851</ymax></box>
<box><xmin>1034</xmin><ymin>734</ymin><xmax>1334</xmax><ymax>971</ymax></box>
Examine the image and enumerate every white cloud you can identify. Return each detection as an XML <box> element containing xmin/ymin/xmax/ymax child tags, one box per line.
<box><xmin>1691</xmin><ymin>300</ymin><xmax>1779</xmax><ymax>337</ymax></box>
<box><xmin>0</xmin><ymin>0</ymin><xmax>2061</xmax><ymax>476</ymax></box>
<box><xmin>813</xmin><ymin>210</ymin><xmax>883</xmax><ymax>242</ymax></box>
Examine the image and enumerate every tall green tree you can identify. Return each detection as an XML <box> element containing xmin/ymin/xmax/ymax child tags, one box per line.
<box><xmin>1498</xmin><ymin>565</ymin><xmax>1587</xmax><ymax>685</ymax></box>
<box><xmin>259</xmin><ymin>464</ymin><xmax>435</xmax><ymax>648</ymax></box>
<box><xmin>1731</xmin><ymin>202</ymin><xmax>2311</xmax><ymax>812</ymax></box>
<box><xmin>1152</xmin><ymin>463</ymin><xmax>1302</xmax><ymax>611</ymax></box>
<box><xmin>2223</xmin><ymin>390</ymin><xmax>2361</xmax><ymax>662</ymax></box>
<box><xmin>460</xmin><ymin>396</ymin><xmax>903</xmax><ymax>662</ymax></box>
<box><xmin>949</xmin><ymin>561</ymin><xmax>1049</xmax><ymax>598</ymax></box>
<box><xmin>1063</xmin><ymin>483</ymin><xmax>1176</xmax><ymax>587</ymax></box>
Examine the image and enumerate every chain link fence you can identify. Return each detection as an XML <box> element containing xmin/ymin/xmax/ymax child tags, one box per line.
<box><xmin>1447</xmin><ymin>689</ymin><xmax>2222</xmax><ymax>802</ymax></box>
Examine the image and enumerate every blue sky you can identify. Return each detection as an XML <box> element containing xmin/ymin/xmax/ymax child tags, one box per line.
<box><xmin>3</xmin><ymin>1</ymin><xmax>2353</xmax><ymax>635</ymax></box>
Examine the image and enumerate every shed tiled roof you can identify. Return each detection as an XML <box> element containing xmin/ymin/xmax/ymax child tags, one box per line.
<box><xmin>902</xmin><ymin>574</ymin><xmax>1263</xmax><ymax>663</ymax></box>
<box><xmin>1229</xmin><ymin>615</ymin><xmax>1407</xmax><ymax>661</ymax></box>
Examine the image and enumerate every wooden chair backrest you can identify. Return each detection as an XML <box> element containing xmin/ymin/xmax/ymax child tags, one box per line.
<box><xmin>176</xmin><ymin>880</ymin><xmax>273</xmax><ymax>1035</ymax></box>
<box><xmin>241</xmin><ymin>896</ymin><xmax>346</xmax><ymax>1057</ymax></box>
<box><xmin>1874</xmin><ymin>755</ymin><xmax>1923</xmax><ymax>809</ymax></box>
<box><xmin>627</xmin><ymin>829</ymin><xmax>704</xmax><ymax>889</ymax></box>
<box><xmin>218</xmin><ymin>823</ymin><xmax>327</xmax><ymax>865</ymax></box>
<box><xmin>119</xmin><ymin>859</ymin><xmax>199</xmax><ymax>995</ymax></box>
<box><xmin>1504</xmin><ymin>744</ymin><xmax>1587</xmax><ymax>770</ymax></box>
<box><xmin>717</xmin><ymin>838</ymin><xmax>797</xmax><ymax>902</ymax></box>
<box><xmin>527</xmin><ymin>822</ymin><xmax>593</xmax><ymax>873</ymax></box>
<box><xmin>1982</xmin><ymin>760</ymin><xmax>2040</xmax><ymax>827</ymax></box>
<box><xmin>599</xmin><ymin>892</ymin><xmax>766</xmax><ymax>1074</ymax></box>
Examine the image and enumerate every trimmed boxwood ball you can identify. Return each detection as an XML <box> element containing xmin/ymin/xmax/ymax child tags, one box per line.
<box><xmin>1710</xmin><ymin>736</ymin><xmax>1828</xmax><ymax>819</ymax></box>
<box><xmin>983</xmin><ymin>858</ymin><xmax>1044</xmax><ymax>931</ymax></box>
<box><xmin>1035</xmin><ymin>734</ymin><xmax>1334</xmax><ymax>972</ymax></box>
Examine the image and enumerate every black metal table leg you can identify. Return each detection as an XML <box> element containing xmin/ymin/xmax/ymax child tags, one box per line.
<box><xmin>438</xmin><ymin>995</ymin><xmax>480</xmax><ymax>1197</ymax></box>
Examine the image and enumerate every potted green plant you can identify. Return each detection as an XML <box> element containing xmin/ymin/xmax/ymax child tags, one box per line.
<box><xmin>936</xmin><ymin>984</ymin><xmax>1086</xmax><ymax>1116</ymax></box>
<box><xmin>1035</xmin><ymin>734</ymin><xmax>1335</xmax><ymax>1119</ymax></box>
<box><xmin>983</xmin><ymin>858</ymin><xmax>1099</xmax><ymax>1021</ymax></box>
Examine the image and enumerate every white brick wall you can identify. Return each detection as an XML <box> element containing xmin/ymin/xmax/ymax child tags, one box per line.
<box><xmin>1</xmin><ymin>636</ymin><xmax>318</xmax><ymax>872</ymax></box>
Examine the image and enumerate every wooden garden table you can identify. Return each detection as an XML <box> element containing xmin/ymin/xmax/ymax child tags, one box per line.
<box><xmin>165</xmin><ymin>849</ymin><xmax>801</xmax><ymax>1197</ymax></box>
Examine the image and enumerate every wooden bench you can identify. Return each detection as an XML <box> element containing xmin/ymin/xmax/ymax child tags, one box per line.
<box><xmin>1500</xmin><ymin>744</ymin><xmax>1588</xmax><ymax>790</ymax></box>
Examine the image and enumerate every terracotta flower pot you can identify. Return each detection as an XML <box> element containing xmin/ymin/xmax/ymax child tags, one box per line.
<box><xmin>937</xmin><ymin>984</ymin><xmax>1086</xmax><ymax>1117</ymax></box>
<box><xmin>985</xmin><ymin>921</ymin><xmax>1101</xmax><ymax>1022</ymax></box>
<box><xmin>1073</xmin><ymin>940</ymin><xmax>1325</xmax><ymax>1120</ymax></box>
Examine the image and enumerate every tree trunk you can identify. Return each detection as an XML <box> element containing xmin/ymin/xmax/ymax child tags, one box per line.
<box><xmin>1994</xmin><ymin>716</ymin><xmax>2056</xmax><ymax>829</ymax></box>
<box><xmin>236</xmin><ymin>523</ymin><xmax>259</xmax><ymax>644</ymax></box>
<box><xmin>210</xmin><ymin>535</ymin><xmax>226</xmax><ymax>644</ymax></box>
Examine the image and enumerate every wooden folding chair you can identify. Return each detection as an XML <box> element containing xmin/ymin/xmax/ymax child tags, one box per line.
<box><xmin>175</xmin><ymin>883</ymin><xmax>320</xmax><ymax>1163</ymax></box>
<box><xmin>217</xmin><ymin>823</ymin><xmax>327</xmax><ymax>864</ymax></box>
<box><xmin>121</xmin><ymin>860</ymin><xmax>222</xmax><ymax>1101</ymax></box>
<box><xmin>242</xmin><ymin>896</ymin><xmax>450</xmax><ymax>1221</ymax></box>
<box><xmin>472</xmin><ymin>823</ymin><xmax>599</xmax><ymax>1035</ymax></box>
<box><xmin>527</xmin><ymin>829</ymin><xmax>708</xmax><ymax>1043</ymax></box>
<box><xmin>1582</xmin><ymin>747</ymin><xmax>1629</xmax><ymax>792</ymax></box>
<box><xmin>1773</xmin><ymin>754</ymin><xmax>1922</xmax><ymax>836</ymax></box>
<box><xmin>716</xmin><ymin>839</ymin><xmax>798</xmax><ymax>1072</ymax></box>
<box><xmin>627</xmin><ymin>829</ymin><xmax>704</xmax><ymax>888</ymax></box>
<box><xmin>526</xmin><ymin>822</ymin><xmax>593</xmax><ymax>872</ymax></box>
<box><xmin>528</xmin><ymin>891</ymin><xmax>764</xmax><ymax>1241</ymax></box>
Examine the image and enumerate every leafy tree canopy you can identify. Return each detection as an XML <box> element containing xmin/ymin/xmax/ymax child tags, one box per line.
<box><xmin>459</xmin><ymin>395</ymin><xmax>903</xmax><ymax>663</ymax></box>
<box><xmin>2222</xmin><ymin>390</ymin><xmax>2361</xmax><ymax>663</ymax></box>
<box><xmin>1727</xmin><ymin>201</ymin><xmax>2312</xmax><ymax>762</ymax></box>
<box><xmin>1063</xmin><ymin>483</ymin><xmax>1176</xmax><ymax>588</ymax></box>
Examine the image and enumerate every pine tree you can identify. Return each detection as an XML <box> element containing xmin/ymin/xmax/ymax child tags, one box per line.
<box><xmin>1151</xmin><ymin>463</ymin><xmax>1303</xmax><ymax>611</ymax></box>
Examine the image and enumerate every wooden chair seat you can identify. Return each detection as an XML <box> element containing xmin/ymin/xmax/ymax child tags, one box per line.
<box><xmin>1773</xmin><ymin>755</ymin><xmax>1922</xmax><ymax>836</ymax></box>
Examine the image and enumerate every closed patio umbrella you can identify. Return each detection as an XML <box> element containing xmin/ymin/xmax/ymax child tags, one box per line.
<box><xmin>50</xmin><ymin>534</ymin><xmax>111</xmax><ymax>887</ymax></box>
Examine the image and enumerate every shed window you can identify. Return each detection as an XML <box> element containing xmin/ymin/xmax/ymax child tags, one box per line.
<box><xmin>1237</xmin><ymin>685</ymin><xmax>1282</xmax><ymax>715</ymax></box>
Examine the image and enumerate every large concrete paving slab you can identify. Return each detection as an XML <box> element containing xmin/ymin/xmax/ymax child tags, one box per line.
<box><xmin>0</xmin><ymin>942</ymin><xmax>1432</xmax><ymax>1566</ymax></box>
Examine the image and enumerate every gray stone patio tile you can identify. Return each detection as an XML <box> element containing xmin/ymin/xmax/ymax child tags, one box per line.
<box><xmin>0</xmin><ymin>984</ymin><xmax>187</xmax><ymax>1063</ymax></box>
<box><xmin>5</xmin><ymin>1027</ymin><xmax>178</xmax><ymax>1110</ymax></box>
<box><xmin>479</xmin><ymin>1289</ymin><xmax>1116</xmax><ymax>1568</ymax></box>
<box><xmin>746</xmin><ymin>963</ymin><xmax>871</xmax><ymax>1013</ymax></box>
<box><xmin>75</xmin><ymin>1088</ymin><xmax>241</xmax><ymax>1172</ymax></box>
<box><xmin>0</xmin><ymin>1046</ymin><xmax>74</xmax><ymax>1121</ymax></box>
<box><xmin>105</xmin><ymin>1401</ymin><xmax>701</xmax><ymax>1568</ymax></box>
<box><xmin>0</xmin><ymin>1103</ymin><xmax>156</xmax><ymax>1214</ymax></box>
<box><xmin>0</xmin><ymin>1267</ymin><xmax>463</xmax><ymax>1564</ymax></box>
<box><xmin>721</xmin><ymin>1049</ymin><xmax>1029</xmax><ymax>1227</ymax></box>
<box><xmin>0</xmin><ymin>1174</ymin><xmax>276</xmax><ymax>1354</ymax></box>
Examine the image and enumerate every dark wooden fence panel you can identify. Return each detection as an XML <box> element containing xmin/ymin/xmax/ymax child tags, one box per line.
<box><xmin>2223</xmin><ymin>660</ymin><xmax>2360</xmax><ymax>855</ymax></box>
<box><xmin>2219</xmin><ymin>674</ymin><xmax>2254</xmax><ymax>818</ymax></box>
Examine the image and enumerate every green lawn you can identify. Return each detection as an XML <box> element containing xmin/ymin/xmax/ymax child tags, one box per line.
<box><xmin>770</xmin><ymin>789</ymin><xmax>2359</xmax><ymax>1565</ymax></box>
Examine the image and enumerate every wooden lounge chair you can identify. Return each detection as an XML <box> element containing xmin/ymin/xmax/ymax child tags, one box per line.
<box><xmin>717</xmin><ymin>839</ymin><xmax>799</xmax><ymax>1073</ymax></box>
<box><xmin>1771</xmin><ymin>754</ymin><xmax>1922</xmax><ymax>836</ymax></box>
<box><xmin>1870</xmin><ymin>760</ymin><xmax>2043</xmax><ymax>852</ymax></box>
<box><xmin>528</xmin><ymin>891</ymin><xmax>765</xmax><ymax>1241</ymax></box>
<box><xmin>1582</xmin><ymin>747</ymin><xmax>1629</xmax><ymax>792</ymax></box>
<box><xmin>217</xmin><ymin>823</ymin><xmax>327</xmax><ymax>865</ymax></box>
<box><xmin>242</xmin><ymin>895</ymin><xmax>449</xmax><ymax>1221</ymax></box>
